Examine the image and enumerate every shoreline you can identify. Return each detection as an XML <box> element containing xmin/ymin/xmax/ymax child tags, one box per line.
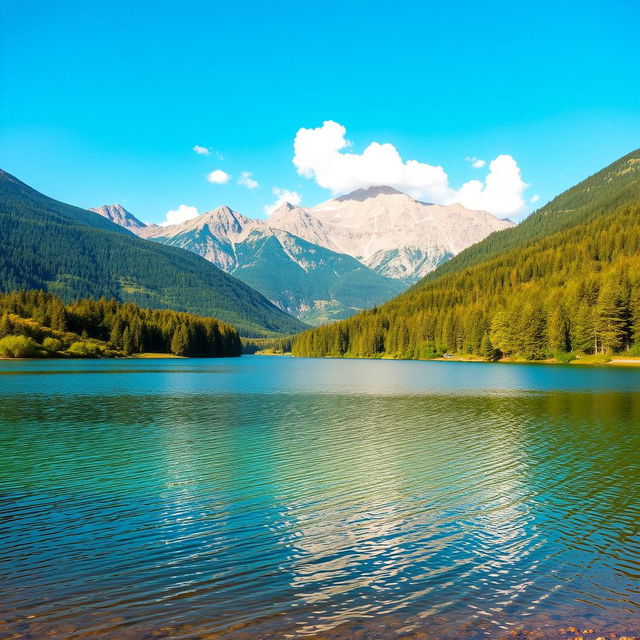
<box><xmin>3</xmin><ymin>352</ymin><xmax>640</xmax><ymax>366</ymax></box>
<box><xmin>254</xmin><ymin>352</ymin><xmax>640</xmax><ymax>367</ymax></box>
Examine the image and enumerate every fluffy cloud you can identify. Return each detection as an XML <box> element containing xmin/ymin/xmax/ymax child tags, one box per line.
<box><xmin>206</xmin><ymin>169</ymin><xmax>231</xmax><ymax>184</ymax></box>
<box><xmin>238</xmin><ymin>171</ymin><xmax>259</xmax><ymax>189</ymax></box>
<box><xmin>293</xmin><ymin>121</ymin><xmax>529</xmax><ymax>217</ymax></box>
<box><xmin>452</xmin><ymin>155</ymin><xmax>528</xmax><ymax>217</ymax></box>
<box><xmin>193</xmin><ymin>145</ymin><xmax>210</xmax><ymax>155</ymax></box>
<box><xmin>465</xmin><ymin>156</ymin><xmax>486</xmax><ymax>168</ymax></box>
<box><xmin>161</xmin><ymin>204</ymin><xmax>200</xmax><ymax>227</ymax></box>
<box><xmin>264</xmin><ymin>187</ymin><xmax>302</xmax><ymax>216</ymax></box>
<box><xmin>530</xmin><ymin>193</ymin><xmax>540</xmax><ymax>203</ymax></box>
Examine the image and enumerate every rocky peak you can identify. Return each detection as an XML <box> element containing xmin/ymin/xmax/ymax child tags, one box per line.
<box><xmin>335</xmin><ymin>185</ymin><xmax>406</xmax><ymax>202</ymax></box>
<box><xmin>90</xmin><ymin>204</ymin><xmax>147</xmax><ymax>231</ymax></box>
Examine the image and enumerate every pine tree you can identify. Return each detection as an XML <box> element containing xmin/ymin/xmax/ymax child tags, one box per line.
<box><xmin>490</xmin><ymin>310</ymin><xmax>516</xmax><ymax>357</ymax></box>
<box><xmin>571</xmin><ymin>303</ymin><xmax>596</xmax><ymax>354</ymax></box>
<box><xmin>49</xmin><ymin>299</ymin><xmax>67</xmax><ymax>331</ymax></box>
<box><xmin>480</xmin><ymin>332</ymin><xmax>498</xmax><ymax>360</ymax></box>
<box><xmin>0</xmin><ymin>314</ymin><xmax>13</xmax><ymax>338</ymax></box>
<box><xmin>110</xmin><ymin>319</ymin><xmax>124</xmax><ymax>349</ymax></box>
<box><xmin>122</xmin><ymin>326</ymin><xmax>133</xmax><ymax>355</ymax></box>
<box><xmin>595</xmin><ymin>281</ymin><xmax>626</xmax><ymax>353</ymax></box>
<box><xmin>546</xmin><ymin>308</ymin><xmax>568</xmax><ymax>354</ymax></box>
<box><xmin>171</xmin><ymin>325</ymin><xmax>189</xmax><ymax>356</ymax></box>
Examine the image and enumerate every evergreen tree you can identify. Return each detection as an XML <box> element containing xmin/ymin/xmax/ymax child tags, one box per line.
<box><xmin>122</xmin><ymin>327</ymin><xmax>133</xmax><ymax>355</ymax></box>
<box><xmin>571</xmin><ymin>304</ymin><xmax>596</xmax><ymax>354</ymax></box>
<box><xmin>546</xmin><ymin>308</ymin><xmax>568</xmax><ymax>354</ymax></box>
<box><xmin>595</xmin><ymin>281</ymin><xmax>626</xmax><ymax>352</ymax></box>
<box><xmin>171</xmin><ymin>325</ymin><xmax>189</xmax><ymax>356</ymax></box>
<box><xmin>480</xmin><ymin>332</ymin><xmax>498</xmax><ymax>360</ymax></box>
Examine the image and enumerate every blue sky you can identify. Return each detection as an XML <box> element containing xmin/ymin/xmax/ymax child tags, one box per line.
<box><xmin>1</xmin><ymin>0</ymin><xmax>638</xmax><ymax>223</ymax></box>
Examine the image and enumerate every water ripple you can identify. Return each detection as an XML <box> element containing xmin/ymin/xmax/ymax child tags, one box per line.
<box><xmin>0</xmin><ymin>357</ymin><xmax>639</xmax><ymax>638</ymax></box>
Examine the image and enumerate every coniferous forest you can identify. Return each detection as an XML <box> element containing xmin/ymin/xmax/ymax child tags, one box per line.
<box><xmin>292</xmin><ymin>150</ymin><xmax>640</xmax><ymax>361</ymax></box>
<box><xmin>0</xmin><ymin>169</ymin><xmax>307</xmax><ymax>337</ymax></box>
<box><xmin>0</xmin><ymin>290</ymin><xmax>241</xmax><ymax>358</ymax></box>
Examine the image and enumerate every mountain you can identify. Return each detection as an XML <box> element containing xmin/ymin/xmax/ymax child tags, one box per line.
<box><xmin>292</xmin><ymin>149</ymin><xmax>640</xmax><ymax>360</ymax></box>
<box><xmin>104</xmin><ymin>186</ymin><xmax>510</xmax><ymax>324</ymax></box>
<box><xmin>230</xmin><ymin>227</ymin><xmax>404</xmax><ymax>325</ymax></box>
<box><xmin>90</xmin><ymin>204</ymin><xmax>147</xmax><ymax>232</ymax></box>
<box><xmin>419</xmin><ymin>149</ymin><xmax>640</xmax><ymax>285</ymax></box>
<box><xmin>0</xmin><ymin>169</ymin><xmax>308</xmax><ymax>337</ymax></box>
<box><xmin>133</xmin><ymin>205</ymin><xmax>405</xmax><ymax>325</ymax></box>
<box><xmin>276</xmin><ymin>186</ymin><xmax>514</xmax><ymax>283</ymax></box>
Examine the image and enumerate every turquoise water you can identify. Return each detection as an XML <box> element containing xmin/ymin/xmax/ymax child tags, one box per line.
<box><xmin>1</xmin><ymin>356</ymin><xmax>639</xmax><ymax>638</ymax></box>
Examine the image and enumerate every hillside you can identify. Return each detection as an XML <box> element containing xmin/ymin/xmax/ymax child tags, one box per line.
<box><xmin>0</xmin><ymin>170</ymin><xmax>307</xmax><ymax>336</ymax></box>
<box><xmin>418</xmin><ymin>149</ymin><xmax>640</xmax><ymax>285</ymax></box>
<box><xmin>293</xmin><ymin>149</ymin><xmax>640</xmax><ymax>360</ymax></box>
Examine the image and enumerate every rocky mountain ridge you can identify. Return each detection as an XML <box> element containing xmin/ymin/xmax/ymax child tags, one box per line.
<box><xmin>94</xmin><ymin>186</ymin><xmax>514</xmax><ymax>323</ymax></box>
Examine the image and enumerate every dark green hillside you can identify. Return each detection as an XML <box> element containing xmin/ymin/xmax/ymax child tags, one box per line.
<box><xmin>293</xmin><ymin>150</ymin><xmax>640</xmax><ymax>360</ymax></box>
<box><xmin>231</xmin><ymin>229</ymin><xmax>404</xmax><ymax>325</ymax></box>
<box><xmin>0</xmin><ymin>170</ymin><xmax>308</xmax><ymax>336</ymax></box>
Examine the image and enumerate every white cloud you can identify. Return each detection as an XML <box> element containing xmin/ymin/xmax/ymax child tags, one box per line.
<box><xmin>293</xmin><ymin>120</ymin><xmax>529</xmax><ymax>217</ymax></box>
<box><xmin>193</xmin><ymin>145</ymin><xmax>210</xmax><ymax>155</ymax></box>
<box><xmin>263</xmin><ymin>187</ymin><xmax>302</xmax><ymax>216</ymax></box>
<box><xmin>452</xmin><ymin>155</ymin><xmax>528</xmax><ymax>217</ymax></box>
<box><xmin>530</xmin><ymin>193</ymin><xmax>540</xmax><ymax>203</ymax></box>
<box><xmin>238</xmin><ymin>171</ymin><xmax>259</xmax><ymax>189</ymax></box>
<box><xmin>161</xmin><ymin>204</ymin><xmax>200</xmax><ymax>227</ymax></box>
<box><xmin>465</xmin><ymin>156</ymin><xmax>486</xmax><ymax>168</ymax></box>
<box><xmin>206</xmin><ymin>169</ymin><xmax>231</xmax><ymax>184</ymax></box>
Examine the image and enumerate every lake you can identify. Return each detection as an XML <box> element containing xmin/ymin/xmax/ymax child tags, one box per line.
<box><xmin>1</xmin><ymin>356</ymin><xmax>639</xmax><ymax>639</ymax></box>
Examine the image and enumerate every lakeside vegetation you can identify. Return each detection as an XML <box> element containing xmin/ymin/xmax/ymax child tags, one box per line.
<box><xmin>292</xmin><ymin>150</ymin><xmax>640</xmax><ymax>361</ymax></box>
<box><xmin>241</xmin><ymin>335</ymin><xmax>294</xmax><ymax>354</ymax></box>
<box><xmin>0</xmin><ymin>290</ymin><xmax>241</xmax><ymax>358</ymax></box>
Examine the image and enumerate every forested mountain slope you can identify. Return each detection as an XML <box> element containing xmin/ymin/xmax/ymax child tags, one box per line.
<box><xmin>0</xmin><ymin>170</ymin><xmax>307</xmax><ymax>336</ymax></box>
<box><xmin>419</xmin><ymin>149</ymin><xmax>640</xmax><ymax>285</ymax></box>
<box><xmin>293</xmin><ymin>149</ymin><xmax>640</xmax><ymax>360</ymax></box>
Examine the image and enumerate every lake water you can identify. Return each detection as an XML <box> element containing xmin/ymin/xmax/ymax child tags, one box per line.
<box><xmin>1</xmin><ymin>356</ymin><xmax>639</xmax><ymax>639</ymax></box>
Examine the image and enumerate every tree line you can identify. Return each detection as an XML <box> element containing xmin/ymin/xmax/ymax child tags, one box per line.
<box><xmin>0</xmin><ymin>290</ymin><xmax>241</xmax><ymax>357</ymax></box>
<box><xmin>292</xmin><ymin>197</ymin><xmax>640</xmax><ymax>361</ymax></box>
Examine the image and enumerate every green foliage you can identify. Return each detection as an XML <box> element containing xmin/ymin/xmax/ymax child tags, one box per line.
<box><xmin>627</xmin><ymin>342</ymin><xmax>640</xmax><ymax>356</ymax></box>
<box><xmin>555</xmin><ymin>352</ymin><xmax>577</xmax><ymax>364</ymax></box>
<box><xmin>170</xmin><ymin>325</ymin><xmax>190</xmax><ymax>356</ymax></box>
<box><xmin>293</xmin><ymin>150</ymin><xmax>640</xmax><ymax>361</ymax></box>
<box><xmin>241</xmin><ymin>335</ymin><xmax>294</xmax><ymax>354</ymax></box>
<box><xmin>0</xmin><ymin>335</ymin><xmax>40</xmax><ymax>358</ymax></box>
<box><xmin>42</xmin><ymin>337</ymin><xmax>63</xmax><ymax>353</ymax></box>
<box><xmin>0</xmin><ymin>169</ymin><xmax>307</xmax><ymax>337</ymax></box>
<box><xmin>0</xmin><ymin>289</ymin><xmax>242</xmax><ymax>358</ymax></box>
<box><xmin>480</xmin><ymin>333</ymin><xmax>498</xmax><ymax>361</ymax></box>
<box><xmin>68</xmin><ymin>341</ymin><xmax>103</xmax><ymax>357</ymax></box>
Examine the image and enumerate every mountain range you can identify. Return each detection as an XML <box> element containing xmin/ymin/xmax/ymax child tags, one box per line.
<box><xmin>0</xmin><ymin>170</ymin><xmax>307</xmax><ymax>336</ymax></box>
<box><xmin>292</xmin><ymin>149</ymin><xmax>640</xmax><ymax>360</ymax></box>
<box><xmin>94</xmin><ymin>186</ymin><xmax>513</xmax><ymax>324</ymax></box>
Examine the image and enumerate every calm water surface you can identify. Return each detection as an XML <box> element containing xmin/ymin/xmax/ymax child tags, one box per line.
<box><xmin>1</xmin><ymin>356</ymin><xmax>639</xmax><ymax>639</ymax></box>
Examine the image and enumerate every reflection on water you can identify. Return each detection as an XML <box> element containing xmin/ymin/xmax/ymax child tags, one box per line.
<box><xmin>0</xmin><ymin>357</ymin><xmax>639</xmax><ymax>638</ymax></box>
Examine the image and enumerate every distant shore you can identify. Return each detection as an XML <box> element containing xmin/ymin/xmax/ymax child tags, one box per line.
<box><xmin>251</xmin><ymin>352</ymin><xmax>640</xmax><ymax>366</ymax></box>
<box><xmin>4</xmin><ymin>352</ymin><xmax>640</xmax><ymax>366</ymax></box>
